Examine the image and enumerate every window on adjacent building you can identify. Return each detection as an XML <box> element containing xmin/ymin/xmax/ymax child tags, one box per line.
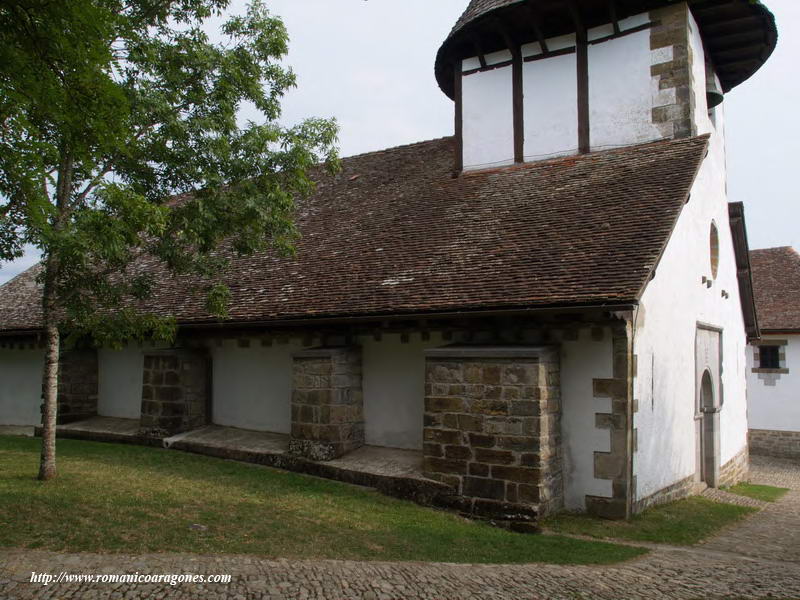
<box><xmin>759</xmin><ymin>345</ymin><xmax>780</xmax><ymax>369</ymax></box>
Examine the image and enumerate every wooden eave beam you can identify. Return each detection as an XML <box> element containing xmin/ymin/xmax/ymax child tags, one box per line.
<box><xmin>566</xmin><ymin>0</ymin><xmax>587</xmax><ymax>43</ymax></box>
<box><xmin>715</xmin><ymin>57</ymin><xmax>760</xmax><ymax>71</ymax></box>
<box><xmin>523</xmin><ymin>4</ymin><xmax>550</xmax><ymax>55</ymax></box>
<box><xmin>492</xmin><ymin>17</ymin><xmax>520</xmax><ymax>58</ymax></box>
<box><xmin>467</xmin><ymin>34</ymin><xmax>488</xmax><ymax>68</ymax></box>
<box><xmin>705</xmin><ymin>30</ymin><xmax>765</xmax><ymax>51</ymax></box>
<box><xmin>692</xmin><ymin>3</ymin><xmax>745</xmax><ymax>22</ymax></box>
<box><xmin>714</xmin><ymin>44</ymin><xmax>765</xmax><ymax>62</ymax></box>
<box><xmin>700</xmin><ymin>14</ymin><xmax>763</xmax><ymax>35</ymax></box>
<box><xmin>608</xmin><ymin>0</ymin><xmax>621</xmax><ymax>35</ymax></box>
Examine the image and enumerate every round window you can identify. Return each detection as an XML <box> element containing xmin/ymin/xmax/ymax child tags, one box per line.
<box><xmin>710</xmin><ymin>222</ymin><xmax>719</xmax><ymax>279</ymax></box>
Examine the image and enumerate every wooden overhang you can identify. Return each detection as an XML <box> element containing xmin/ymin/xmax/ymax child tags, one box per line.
<box><xmin>435</xmin><ymin>0</ymin><xmax>777</xmax><ymax>99</ymax></box>
<box><xmin>728</xmin><ymin>202</ymin><xmax>760</xmax><ymax>342</ymax></box>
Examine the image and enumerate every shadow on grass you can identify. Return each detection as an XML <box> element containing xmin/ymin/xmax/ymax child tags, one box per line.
<box><xmin>0</xmin><ymin>436</ymin><xmax>646</xmax><ymax>565</ymax></box>
<box><xmin>542</xmin><ymin>496</ymin><xmax>757</xmax><ymax>546</ymax></box>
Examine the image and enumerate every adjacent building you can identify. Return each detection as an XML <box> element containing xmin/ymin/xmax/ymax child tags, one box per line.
<box><xmin>748</xmin><ymin>247</ymin><xmax>800</xmax><ymax>458</ymax></box>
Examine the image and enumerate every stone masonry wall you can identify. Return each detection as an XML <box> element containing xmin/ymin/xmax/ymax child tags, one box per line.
<box><xmin>719</xmin><ymin>444</ymin><xmax>750</xmax><ymax>488</ymax></box>
<box><xmin>289</xmin><ymin>347</ymin><xmax>364</xmax><ymax>461</ymax></box>
<box><xmin>140</xmin><ymin>351</ymin><xmax>209</xmax><ymax>437</ymax></box>
<box><xmin>633</xmin><ymin>474</ymin><xmax>694</xmax><ymax>514</ymax></box>
<box><xmin>423</xmin><ymin>346</ymin><xmax>562</xmax><ymax>517</ymax></box>
<box><xmin>588</xmin><ymin>322</ymin><xmax>634</xmax><ymax>519</ymax></box>
<box><xmin>57</xmin><ymin>350</ymin><xmax>99</xmax><ymax>424</ymax></box>
<box><xmin>750</xmin><ymin>428</ymin><xmax>800</xmax><ymax>459</ymax></box>
<box><xmin>650</xmin><ymin>3</ymin><xmax>696</xmax><ymax>140</ymax></box>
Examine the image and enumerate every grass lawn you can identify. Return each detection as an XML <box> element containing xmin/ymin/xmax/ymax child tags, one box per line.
<box><xmin>542</xmin><ymin>497</ymin><xmax>757</xmax><ymax>546</ymax></box>
<box><xmin>0</xmin><ymin>436</ymin><xmax>645</xmax><ymax>565</ymax></box>
<box><xmin>726</xmin><ymin>482</ymin><xmax>789</xmax><ymax>503</ymax></box>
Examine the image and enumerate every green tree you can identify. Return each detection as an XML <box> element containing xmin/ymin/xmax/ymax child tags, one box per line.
<box><xmin>0</xmin><ymin>0</ymin><xmax>338</xmax><ymax>480</ymax></box>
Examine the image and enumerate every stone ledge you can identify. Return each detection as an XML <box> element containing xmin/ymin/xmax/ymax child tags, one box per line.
<box><xmin>35</xmin><ymin>425</ymin><xmax>164</xmax><ymax>447</ymax></box>
<box><xmin>167</xmin><ymin>438</ymin><xmax>453</xmax><ymax>507</ymax></box>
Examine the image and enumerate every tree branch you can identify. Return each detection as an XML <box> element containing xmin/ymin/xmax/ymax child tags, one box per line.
<box><xmin>74</xmin><ymin>164</ymin><xmax>114</xmax><ymax>205</ymax></box>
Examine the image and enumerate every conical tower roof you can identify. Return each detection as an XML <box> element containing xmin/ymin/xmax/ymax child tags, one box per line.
<box><xmin>436</xmin><ymin>0</ymin><xmax>777</xmax><ymax>99</ymax></box>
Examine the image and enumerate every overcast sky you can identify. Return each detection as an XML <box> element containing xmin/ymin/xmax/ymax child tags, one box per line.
<box><xmin>1</xmin><ymin>0</ymin><xmax>796</xmax><ymax>285</ymax></box>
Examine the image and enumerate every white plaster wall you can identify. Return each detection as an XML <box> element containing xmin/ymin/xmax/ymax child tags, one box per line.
<box><xmin>360</xmin><ymin>332</ymin><xmax>444</xmax><ymax>450</ymax></box>
<box><xmin>589</xmin><ymin>28</ymin><xmax>664</xmax><ymax>150</ymax></box>
<box><xmin>633</xmin><ymin>123</ymin><xmax>748</xmax><ymax>500</ymax></box>
<box><xmin>462</xmin><ymin>65</ymin><xmax>514</xmax><ymax>170</ymax></box>
<box><xmin>98</xmin><ymin>347</ymin><xmax>143</xmax><ymax>419</ymax></box>
<box><xmin>747</xmin><ymin>336</ymin><xmax>800</xmax><ymax>431</ymax></box>
<box><xmin>688</xmin><ymin>11</ymin><xmax>713</xmax><ymax>136</ymax></box>
<box><xmin>0</xmin><ymin>348</ymin><xmax>44</xmax><ymax>426</ymax></box>
<box><xmin>211</xmin><ymin>339</ymin><xmax>305</xmax><ymax>433</ymax></box>
<box><xmin>522</xmin><ymin>53</ymin><xmax>579</xmax><ymax>160</ymax></box>
<box><xmin>560</xmin><ymin>328</ymin><xmax>614</xmax><ymax>510</ymax></box>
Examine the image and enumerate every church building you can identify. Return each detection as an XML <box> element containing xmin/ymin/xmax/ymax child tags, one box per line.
<box><xmin>0</xmin><ymin>0</ymin><xmax>776</xmax><ymax>523</ymax></box>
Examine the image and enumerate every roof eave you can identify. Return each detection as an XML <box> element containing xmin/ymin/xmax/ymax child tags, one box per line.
<box><xmin>729</xmin><ymin>202</ymin><xmax>760</xmax><ymax>341</ymax></box>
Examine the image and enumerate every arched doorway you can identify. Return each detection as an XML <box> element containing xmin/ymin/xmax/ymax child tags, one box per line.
<box><xmin>695</xmin><ymin>325</ymin><xmax>722</xmax><ymax>488</ymax></box>
<box><xmin>700</xmin><ymin>369</ymin><xmax>718</xmax><ymax>487</ymax></box>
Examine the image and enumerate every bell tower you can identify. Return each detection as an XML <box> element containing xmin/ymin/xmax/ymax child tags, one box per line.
<box><xmin>436</xmin><ymin>0</ymin><xmax>776</xmax><ymax>172</ymax></box>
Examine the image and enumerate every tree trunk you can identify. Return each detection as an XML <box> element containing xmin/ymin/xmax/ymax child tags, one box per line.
<box><xmin>37</xmin><ymin>321</ymin><xmax>60</xmax><ymax>481</ymax></box>
<box><xmin>38</xmin><ymin>148</ymin><xmax>73</xmax><ymax>481</ymax></box>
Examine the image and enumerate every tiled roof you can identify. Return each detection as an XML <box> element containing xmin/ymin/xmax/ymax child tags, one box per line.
<box><xmin>750</xmin><ymin>246</ymin><xmax>800</xmax><ymax>332</ymax></box>
<box><xmin>0</xmin><ymin>135</ymin><xmax>709</xmax><ymax>332</ymax></box>
<box><xmin>449</xmin><ymin>0</ymin><xmax>521</xmax><ymax>36</ymax></box>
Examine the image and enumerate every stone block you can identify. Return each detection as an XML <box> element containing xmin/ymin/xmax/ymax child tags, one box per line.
<box><xmin>469</xmin><ymin>462</ymin><xmax>490</xmax><ymax>477</ymax></box>
<box><xmin>423</xmin><ymin>443</ymin><xmax>443</xmax><ymax>458</ymax></box>
<box><xmin>424</xmin><ymin>457</ymin><xmax>467</xmax><ymax>475</ymax></box>
<box><xmin>491</xmin><ymin>465</ymin><xmax>539</xmax><ymax>484</ymax></box>
<box><xmin>496</xmin><ymin>436</ymin><xmax>533</xmax><ymax>452</ymax></box>
<box><xmin>518</xmin><ymin>484</ymin><xmax>541</xmax><ymax>504</ymax></box>
<box><xmin>445</xmin><ymin>445</ymin><xmax>472</xmax><ymax>460</ymax></box>
<box><xmin>502</xmin><ymin>364</ymin><xmax>538</xmax><ymax>385</ymax></box>
<box><xmin>463</xmin><ymin>477</ymin><xmax>505</xmax><ymax>500</ymax></box>
<box><xmin>427</xmin><ymin>362</ymin><xmax>463</xmax><ymax>383</ymax></box>
<box><xmin>595</xmin><ymin>452</ymin><xmax>626</xmax><ymax>480</ymax></box>
<box><xmin>483</xmin><ymin>365</ymin><xmax>502</xmax><ymax>384</ymax></box>
<box><xmin>424</xmin><ymin>428</ymin><xmax>463</xmax><ymax>445</ymax></box>
<box><xmin>468</xmin><ymin>433</ymin><xmax>496</xmax><ymax>448</ymax></box>
<box><xmin>425</xmin><ymin>397</ymin><xmax>465</xmax><ymax>413</ymax></box>
<box><xmin>484</xmin><ymin>416</ymin><xmax>523</xmax><ymax>436</ymax></box>
<box><xmin>470</xmin><ymin>399</ymin><xmax>509</xmax><ymax>416</ymax></box>
<box><xmin>510</xmin><ymin>401</ymin><xmax>537</xmax><ymax>416</ymax></box>
<box><xmin>474</xmin><ymin>448</ymin><xmax>515</xmax><ymax>465</ymax></box>
<box><xmin>457</xmin><ymin>414</ymin><xmax>484</xmax><ymax>432</ymax></box>
<box><xmin>464</xmin><ymin>363</ymin><xmax>483</xmax><ymax>383</ymax></box>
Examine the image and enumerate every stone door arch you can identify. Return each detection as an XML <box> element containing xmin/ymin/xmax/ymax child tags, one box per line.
<box><xmin>695</xmin><ymin>325</ymin><xmax>722</xmax><ymax>488</ymax></box>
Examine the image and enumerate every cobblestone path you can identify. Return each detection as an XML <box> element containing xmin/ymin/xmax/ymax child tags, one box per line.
<box><xmin>1</xmin><ymin>456</ymin><xmax>799</xmax><ymax>600</ymax></box>
<box><xmin>700</xmin><ymin>455</ymin><xmax>800</xmax><ymax>564</ymax></box>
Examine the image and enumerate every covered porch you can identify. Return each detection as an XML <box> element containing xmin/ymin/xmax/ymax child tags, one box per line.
<box><xmin>39</xmin><ymin>416</ymin><xmax>449</xmax><ymax>506</ymax></box>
